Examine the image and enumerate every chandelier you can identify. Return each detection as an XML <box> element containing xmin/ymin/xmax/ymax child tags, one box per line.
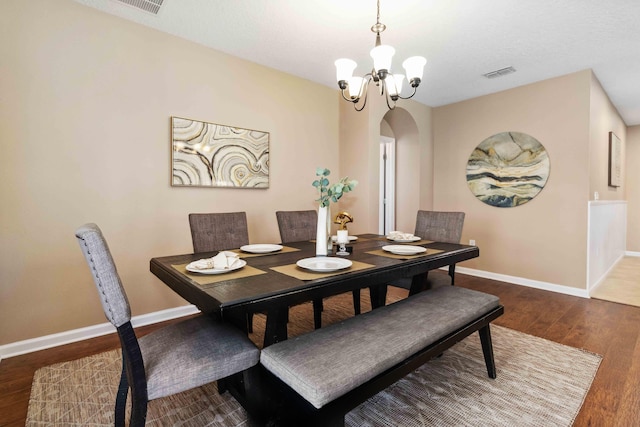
<box><xmin>335</xmin><ymin>0</ymin><xmax>427</xmax><ymax>111</ymax></box>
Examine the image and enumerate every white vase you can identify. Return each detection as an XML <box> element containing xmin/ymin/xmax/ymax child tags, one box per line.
<box><xmin>316</xmin><ymin>205</ymin><xmax>331</xmax><ymax>256</ymax></box>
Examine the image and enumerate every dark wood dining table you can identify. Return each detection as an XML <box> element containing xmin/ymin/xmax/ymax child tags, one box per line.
<box><xmin>149</xmin><ymin>233</ymin><xmax>479</xmax><ymax>348</ymax></box>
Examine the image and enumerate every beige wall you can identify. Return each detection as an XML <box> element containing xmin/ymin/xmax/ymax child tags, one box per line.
<box><xmin>627</xmin><ymin>126</ymin><xmax>640</xmax><ymax>252</ymax></box>
<box><xmin>3</xmin><ymin>1</ymin><xmax>633</xmax><ymax>348</ymax></box>
<box><xmin>0</xmin><ymin>0</ymin><xmax>339</xmax><ymax>344</ymax></box>
<box><xmin>589</xmin><ymin>74</ymin><xmax>627</xmax><ymax>200</ymax></box>
<box><xmin>433</xmin><ymin>71</ymin><xmax>593</xmax><ymax>289</ymax></box>
<box><xmin>339</xmin><ymin>94</ymin><xmax>432</xmax><ymax>236</ymax></box>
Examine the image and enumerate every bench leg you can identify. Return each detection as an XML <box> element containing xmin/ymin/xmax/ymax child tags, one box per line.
<box><xmin>479</xmin><ymin>324</ymin><xmax>497</xmax><ymax>379</ymax></box>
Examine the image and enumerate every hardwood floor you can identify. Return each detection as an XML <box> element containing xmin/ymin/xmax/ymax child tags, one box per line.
<box><xmin>591</xmin><ymin>256</ymin><xmax>640</xmax><ymax>308</ymax></box>
<box><xmin>1</xmin><ymin>274</ymin><xmax>639</xmax><ymax>426</ymax></box>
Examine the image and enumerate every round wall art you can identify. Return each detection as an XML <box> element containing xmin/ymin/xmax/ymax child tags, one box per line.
<box><xmin>466</xmin><ymin>131</ymin><xmax>550</xmax><ymax>208</ymax></box>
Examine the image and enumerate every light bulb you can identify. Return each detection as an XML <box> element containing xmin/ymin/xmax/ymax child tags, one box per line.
<box><xmin>402</xmin><ymin>56</ymin><xmax>427</xmax><ymax>84</ymax></box>
<box><xmin>348</xmin><ymin>76</ymin><xmax>365</xmax><ymax>99</ymax></box>
<box><xmin>335</xmin><ymin>58</ymin><xmax>357</xmax><ymax>84</ymax></box>
<box><xmin>386</xmin><ymin>74</ymin><xmax>405</xmax><ymax>97</ymax></box>
<box><xmin>370</xmin><ymin>45</ymin><xmax>395</xmax><ymax>75</ymax></box>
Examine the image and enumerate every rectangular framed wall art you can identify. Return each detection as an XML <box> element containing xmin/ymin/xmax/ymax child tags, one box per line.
<box><xmin>608</xmin><ymin>131</ymin><xmax>621</xmax><ymax>187</ymax></box>
<box><xmin>171</xmin><ymin>116</ymin><xmax>270</xmax><ymax>188</ymax></box>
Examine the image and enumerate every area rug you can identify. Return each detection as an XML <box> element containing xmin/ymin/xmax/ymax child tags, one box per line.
<box><xmin>26</xmin><ymin>325</ymin><xmax>601</xmax><ymax>426</ymax></box>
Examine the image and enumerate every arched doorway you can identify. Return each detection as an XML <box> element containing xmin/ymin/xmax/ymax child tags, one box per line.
<box><xmin>379</xmin><ymin>108</ymin><xmax>421</xmax><ymax>233</ymax></box>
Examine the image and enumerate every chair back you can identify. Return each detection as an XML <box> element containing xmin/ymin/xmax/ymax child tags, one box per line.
<box><xmin>189</xmin><ymin>212</ymin><xmax>249</xmax><ymax>253</ymax></box>
<box><xmin>276</xmin><ymin>210</ymin><xmax>317</xmax><ymax>243</ymax></box>
<box><xmin>75</xmin><ymin>223</ymin><xmax>131</xmax><ymax>328</ymax></box>
<box><xmin>414</xmin><ymin>211</ymin><xmax>465</xmax><ymax>244</ymax></box>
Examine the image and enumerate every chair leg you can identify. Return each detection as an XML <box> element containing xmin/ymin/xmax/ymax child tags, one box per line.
<box><xmin>117</xmin><ymin>323</ymin><xmax>148</xmax><ymax>427</ymax></box>
<box><xmin>312</xmin><ymin>299</ymin><xmax>323</xmax><ymax>329</ymax></box>
<box><xmin>352</xmin><ymin>289</ymin><xmax>361</xmax><ymax>315</ymax></box>
<box><xmin>449</xmin><ymin>264</ymin><xmax>457</xmax><ymax>286</ymax></box>
<box><xmin>129</xmin><ymin>392</ymin><xmax>148</xmax><ymax>427</ymax></box>
<box><xmin>115</xmin><ymin>359</ymin><xmax>128</xmax><ymax>427</ymax></box>
<box><xmin>479</xmin><ymin>324</ymin><xmax>497</xmax><ymax>379</ymax></box>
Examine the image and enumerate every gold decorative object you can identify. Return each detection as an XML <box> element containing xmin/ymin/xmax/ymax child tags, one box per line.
<box><xmin>334</xmin><ymin>211</ymin><xmax>354</xmax><ymax>230</ymax></box>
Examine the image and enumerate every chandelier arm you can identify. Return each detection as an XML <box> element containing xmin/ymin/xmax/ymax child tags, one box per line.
<box><xmin>340</xmin><ymin>89</ymin><xmax>357</xmax><ymax>103</ymax></box>
<box><xmin>354</xmin><ymin>86</ymin><xmax>369</xmax><ymax>111</ymax></box>
<box><xmin>385</xmin><ymin>91</ymin><xmax>396</xmax><ymax>110</ymax></box>
<box><xmin>397</xmin><ymin>85</ymin><xmax>418</xmax><ymax>100</ymax></box>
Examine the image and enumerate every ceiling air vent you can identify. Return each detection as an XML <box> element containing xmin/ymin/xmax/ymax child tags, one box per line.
<box><xmin>114</xmin><ymin>0</ymin><xmax>164</xmax><ymax>15</ymax></box>
<box><xmin>483</xmin><ymin>66</ymin><xmax>516</xmax><ymax>79</ymax></box>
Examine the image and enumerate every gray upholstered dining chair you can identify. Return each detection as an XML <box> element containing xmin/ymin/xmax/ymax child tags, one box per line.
<box><xmin>189</xmin><ymin>212</ymin><xmax>249</xmax><ymax>253</ymax></box>
<box><xmin>276</xmin><ymin>210</ymin><xmax>363</xmax><ymax>328</ymax></box>
<box><xmin>275</xmin><ymin>210</ymin><xmax>318</xmax><ymax>245</ymax></box>
<box><xmin>75</xmin><ymin>223</ymin><xmax>260</xmax><ymax>427</ymax></box>
<box><xmin>389</xmin><ymin>210</ymin><xmax>466</xmax><ymax>293</ymax></box>
<box><xmin>188</xmin><ymin>212</ymin><xmax>256</xmax><ymax>332</ymax></box>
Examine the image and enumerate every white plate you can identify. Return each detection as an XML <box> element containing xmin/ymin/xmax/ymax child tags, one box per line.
<box><xmin>296</xmin><ymin>257</ymin><xmax>353</xmax><ymax>272</ymax></box>
<box><xmin>186</xmin><ymin>259</ymin><xmax>247</xmax><ymax>274</ymax></box>
<box><xmin>331</xmin><ymin>235</ymin><xmax>358</xmax><ymax>242</ymax></box>
<box><xmin>386</xmin><ymin>235</ymin><xmax>421</xmax><ymax>242</ymax></box>
<box><xmin>240</xmin><ymin>244</ymin><xmax>283</xmax><ymax>254</ymax></box>
<box><xmin>382</xmin><ymin>245</ymin><xmax>427</xmax><ymax>255</ymax></box>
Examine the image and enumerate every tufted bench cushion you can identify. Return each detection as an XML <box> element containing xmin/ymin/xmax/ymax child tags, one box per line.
<box><xmin>260</xmin><ymin>285</ymin><xmax>500</xmax><ymax>409</ymax></box>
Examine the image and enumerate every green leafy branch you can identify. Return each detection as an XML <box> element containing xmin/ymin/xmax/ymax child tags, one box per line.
<box><xmin>312</xmin><ymin>167</ymin><xmax>358</xmax><ymax>208</ymax></box>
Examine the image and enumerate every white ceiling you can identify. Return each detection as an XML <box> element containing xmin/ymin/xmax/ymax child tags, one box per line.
<box><xmin>74</xmin><ymin>0</ymin><xmax>640</xmax><ymax>125</ymax></box>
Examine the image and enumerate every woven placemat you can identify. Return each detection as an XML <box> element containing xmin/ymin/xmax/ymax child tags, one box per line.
<box><xmin>171</xmin><ymin>264</ymin><xmax>267</xmax><ymax>285</ymax></box>
<box><xmin>270</xmin><ymin>260</ymin><xmax>375</xmax><ymax>281</ymax></box>
<box><xmin>366</xmin><ymin>248</ymin><xmax>444</xmax><ymax>260</ymax></box>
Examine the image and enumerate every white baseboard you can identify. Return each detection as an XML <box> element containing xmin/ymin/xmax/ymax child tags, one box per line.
<box><xmin>455</xmin><ymin>266</ymin><xmax>591</xmax><ymax>298</ymax></box>
<box><xmin>0</xmin><ymin>305</ymin><xmax>199</xmax><ymax>361</ymax></box>
<box><xmin>626</xmin><ymin>251</ymin><xmax>640</xmax><ymax>257</ymax></box>
<box><xmin>0</xmin><ymin>266</ymin><xmax>595</xmax><ymax>361</ymax></box>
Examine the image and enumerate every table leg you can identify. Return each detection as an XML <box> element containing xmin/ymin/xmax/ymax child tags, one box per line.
<box><xmin>225</xmin><ymin>366</ymin><xmax>273</xmax><ymax>425</ymax></box>
<box><xmin>221</xmin><ymin>309</ymin><xmax>248</xmax><ymax>335</ymax></box>
<box><xmin>369</xmin><ymin>284</ymin><xmax>388</xmax><ymax>309</ymax></box>
<box><xmin>264</xmin><ymin>307</ymin><xmax>289</xmax><ymax>347</ymax></box>
<box><xmin>312</xmin><ymin>299</ymin><xmax>323</xmax><ymax>329</ymax></box>
<box><xmin>352</xmin><ymin>289</ymin><xmax>362</xmax><ymax>315</ymax></box>
<box><xmin>409</xmin><ymin>272</ymin><xmax>428</xmax><ymax>295</ymax></box>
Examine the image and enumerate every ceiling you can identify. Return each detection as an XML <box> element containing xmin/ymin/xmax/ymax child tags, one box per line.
<box><xmin>74</xmin><ymin>0</ymin><xmax>640</xmax><ymax>125</ymax></box>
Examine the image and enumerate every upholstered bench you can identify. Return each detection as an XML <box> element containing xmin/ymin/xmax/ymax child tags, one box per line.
<box><xmin>259</xmin><ymin>285</ymin><xmax>504</xmax><ymax>426</ymax></box>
